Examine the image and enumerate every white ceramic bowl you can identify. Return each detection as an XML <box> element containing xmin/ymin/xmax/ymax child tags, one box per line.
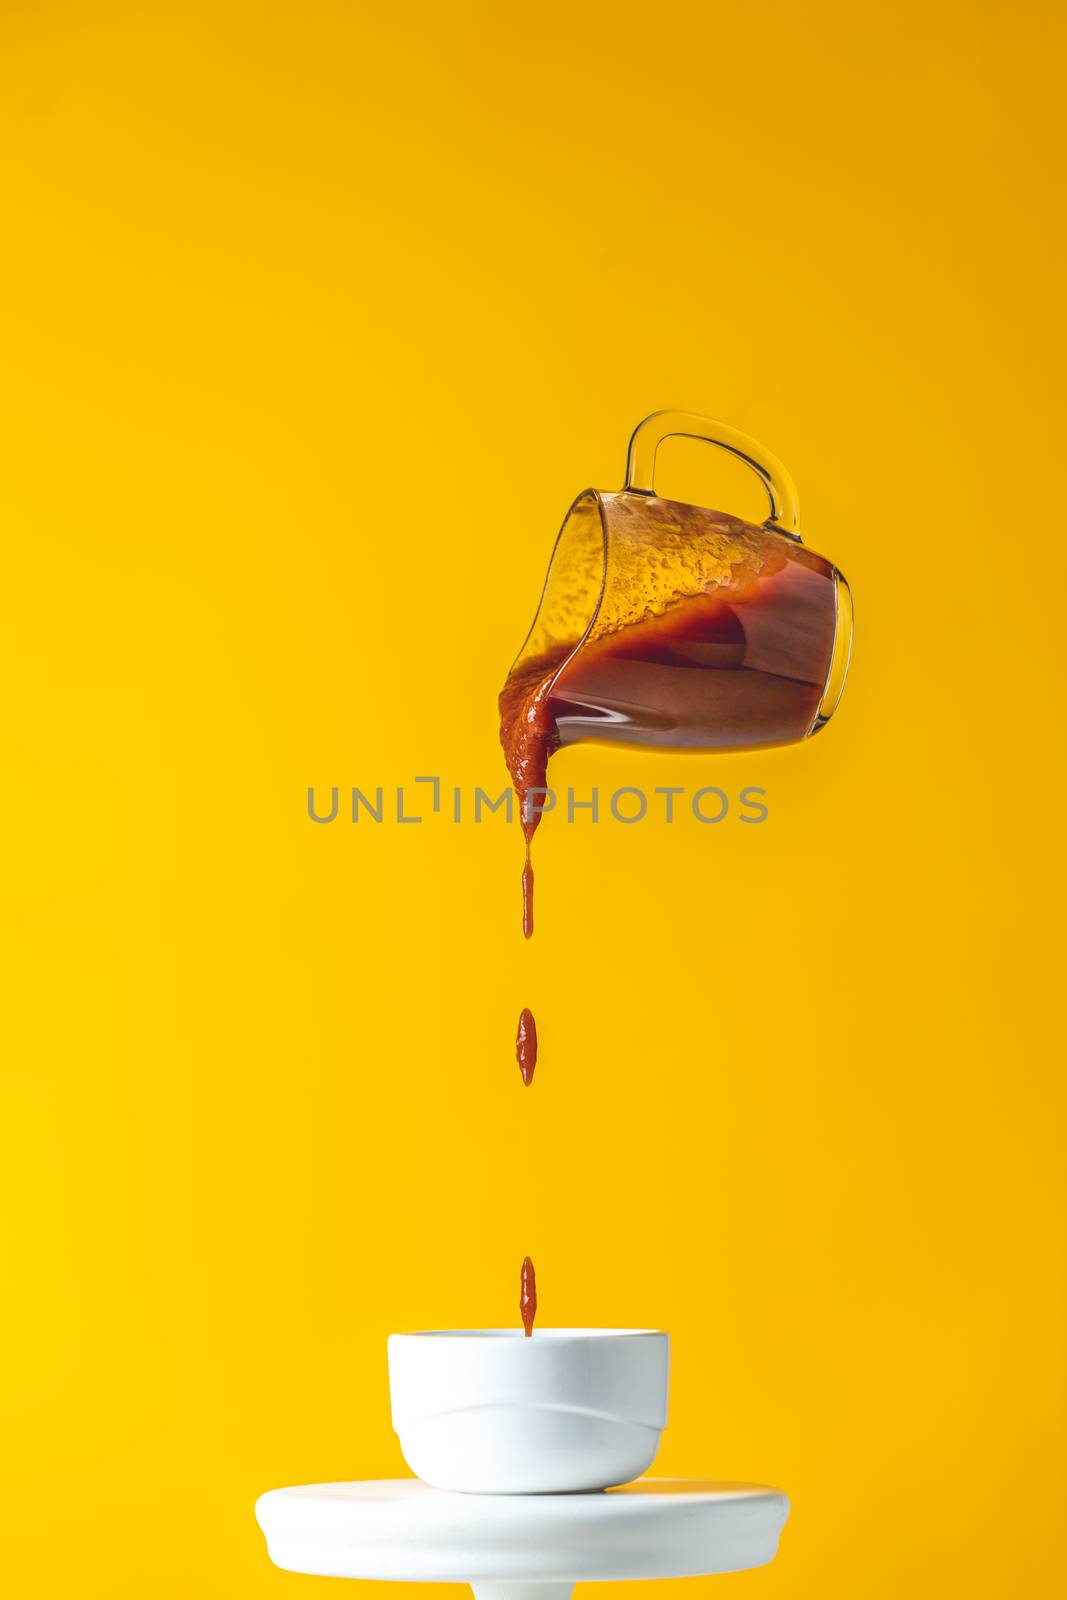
<box><xmin>388</xmin><ymin>1329</ymin><xmax>669</xmax><ymax>1495</ymax></box>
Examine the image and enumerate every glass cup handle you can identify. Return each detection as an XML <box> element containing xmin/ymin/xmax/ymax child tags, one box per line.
<box><xmin>624</xmin><ymin>410</ymin><xmax>802</xmax><ymax>539</ymax></box>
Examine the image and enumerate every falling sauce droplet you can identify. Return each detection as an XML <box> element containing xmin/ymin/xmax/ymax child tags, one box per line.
<box><xmin>515</xmin><ymin>1007</ymin><xmax>537</xmax><ymax>1086</ymax></box>
<box><xmin>520</xmin><ymin>1255</ymin><xmax>537</xmax><ymax>1337</ymax></box>
<box><xmin>521</xmin><ymin>847</ymin><xmax>534</xmax><ymax>939</ymax></box>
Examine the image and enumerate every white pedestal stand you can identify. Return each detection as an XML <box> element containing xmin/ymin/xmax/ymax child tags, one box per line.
<box><xmin>256</xmin><ymin>1478</ymin><xmax>790</xmax><ymax>1600</ymax></box>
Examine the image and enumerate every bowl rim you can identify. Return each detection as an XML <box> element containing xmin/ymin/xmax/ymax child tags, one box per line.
<box><xmin>389</xmin><ymin>1328</ymin><xmax>668</xmax><ymax>1341</ymax></box>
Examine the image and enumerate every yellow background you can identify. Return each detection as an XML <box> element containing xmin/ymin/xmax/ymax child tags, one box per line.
<box><xmin>2</xmin><ymin>3</ymin><xmax>1065</xmax><ymax>1597</ymax></box>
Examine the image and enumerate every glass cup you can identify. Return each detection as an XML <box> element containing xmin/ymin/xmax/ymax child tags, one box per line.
<box><xmin>504</xmin><ymin>411</ymin><xmax>853</xmax><ymax>772</ymax></box>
